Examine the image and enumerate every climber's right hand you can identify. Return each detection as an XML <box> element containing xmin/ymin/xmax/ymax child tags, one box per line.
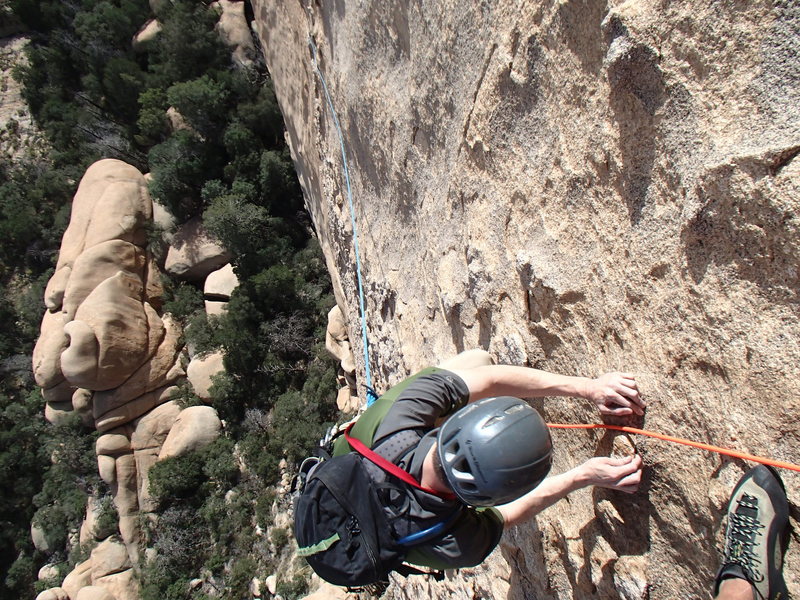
<box><xmin>577</xmin><ymin>454</ymin><xmax>643</xmax><ymax>493</ymax></box>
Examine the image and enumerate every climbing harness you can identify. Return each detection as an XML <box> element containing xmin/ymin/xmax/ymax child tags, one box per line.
<box><xmin>547</xmin><ymin>422</ymin><xmax>800</xmax><ymax>473</ymax></box>
<box><xmin>309</xmin><ymin>36</ymin><xmax>379</xmax><ymax>405</ymax></box>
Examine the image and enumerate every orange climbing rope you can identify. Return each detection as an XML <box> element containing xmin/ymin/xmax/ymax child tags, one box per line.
<box><xmin>547</xmin><ymin>422</ymin><xmax>800</xmax><ymax>473</ymax></box>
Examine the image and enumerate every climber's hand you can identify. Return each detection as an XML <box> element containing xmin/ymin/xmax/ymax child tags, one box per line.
<box><xmin>584</xmin><ymin>372</ymin><xmax>644</xmax><ymax>416</ymax></box>
<box><xmin>578</xmin><ymin>455</ymin><xmax>643</xmax><ymax>493</ymax></box>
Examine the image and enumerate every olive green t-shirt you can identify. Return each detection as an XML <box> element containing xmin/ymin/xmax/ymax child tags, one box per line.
<box><xmin>335</xmin><ymin>368</ymin><xmax>504</xmax><ymax>570</ymax></box>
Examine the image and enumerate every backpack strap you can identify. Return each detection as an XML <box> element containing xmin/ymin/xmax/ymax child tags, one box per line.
<box><xmin>345</xmin><ymin>423</ymin><xmax>456</xmax><ymax>501</ymax></box>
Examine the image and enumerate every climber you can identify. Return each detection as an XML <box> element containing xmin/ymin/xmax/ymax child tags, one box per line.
<box><xmin>334</xmin><ymin>349</ymin><xmax>646</xmax><ymax>569</ymax></box>
<box><xmin>712</xmin><ymin>464</ymin><xmax>789</xmax><ymax>600</ymax></box>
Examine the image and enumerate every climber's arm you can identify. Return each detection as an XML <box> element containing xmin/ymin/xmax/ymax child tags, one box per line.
<box><xmin>448</xmin><ymin>365</ymin><xmax>644</xmax><ymax>416</ymax></box>
<box><xmin>496</xmin><ymin>454</ymin><xmax>643</xmax><ymax>527</ymax></box>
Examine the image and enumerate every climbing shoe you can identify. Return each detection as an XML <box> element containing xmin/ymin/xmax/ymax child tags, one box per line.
<box><xmin>713</xmin><ymin>465</ymin><xmax>790</xmax><ymax>600</ymax></box>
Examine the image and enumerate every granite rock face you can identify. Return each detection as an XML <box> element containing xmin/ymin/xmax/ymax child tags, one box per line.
<box><xmin>253</xmin><ymin>2</ymin><xmax>800</xmax><ymax>598</ymax></box>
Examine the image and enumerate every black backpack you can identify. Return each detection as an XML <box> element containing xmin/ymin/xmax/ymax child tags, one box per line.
<box><xmin>292</xmin><ymin>424</ymin><xmax>461</xmax><ymax>588</ymax></box>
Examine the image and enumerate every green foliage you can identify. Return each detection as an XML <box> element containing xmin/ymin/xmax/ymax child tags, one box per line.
<box><xmin>225</xmin><ymin>556</ymin><xmax>256</xmax><ymax>600</ymax></box>
<box><xmin>0</xmin><ymin>387</ymin><xmax>48</xmax><ymax>597</ymax></box>
<box><xmin>167</xmin><ymin>75</ymin><xmax>230</xmax><ymax>138</ymax></box>
<box><xmin>162</xmin><ymin>278</ymin><xmax>204</xmax><ymax>323</ymax></box>
<box><xmin>94</xmin><ymin>494</ymin><xmax>119</xmax><ymax>539</ymax></box>
<box><xmin>32</xmin><ymin>413</ymin><xmax>100</xmax><ymax>555</ymax></box>
<box><xmin>136</xmin><ymin>88</ymin><xmax>170</xmax><ymax>146</ymax></box>
<box><xmin>148</xmin><ymin>130</ymin><xmax>220</xmax><ymax>219</ymax></box>
<box><xmin>276</xmin><ymin>573</ymin><xmax>310</xmax><ymax>600</ymax></box>
<box><xmin>183</xmin><ymin>312</ymin><xmax>224</xmax><ymax>357</ymax></box>
<box><xmin>147</xmin><ymin>452</ymin><xmax>207</xmax><ymax>505</ymax></box>
<box><xmin>7</xmin><ymin>0</ymin><xmax>340</xmax><ymax>596</ymax></box>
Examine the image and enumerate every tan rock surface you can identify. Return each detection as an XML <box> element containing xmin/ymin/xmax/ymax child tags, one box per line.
<box><xmin>75</xmin><ymin>586</ymin><xmax>115</xmax><ymax>600</ymax></box>
<box><xmin>91</xmin><ymin>312</ymin><xmax>180</xmax><ymax>422</ymax></box>
<box><xmin>43</xmin><ymin>398</ymin><xmax>75</xmax><ymax>425</ymax></box>
<box><xmin>186</xmin><ymin>351</ymin><xmax>225</xmax><ymax>400</ymax></box>
<box><xmin>204</xmin><ymin>299</ymin><xmax>227</xmax><ymax>316</ymax></box>
<box><xmin>93</xmin><ymin>569</ymin><xmax>137</xmax><ymax>600</ymax></box>
<box><xmin>35</xmin><ymin>588</ymin><xmax>69</xmax><ymax>600</ymax></box>
<box><xmin>158</xmin><ymin>405</ymin><xmax>222</xmax><ymax>459</ymax></box>
<box><xmin>90</xmin><ymin>538</ymin><xmax>131</xmax><ymax>580</ymax></box>
<box><xmin>62</xmin><ymin>240</ymin><xmax>147</xmax><ymax>320</ymax></box>
<box><xmin>204</xmin><ymin>263</ymin><xmax>238</xmax><ymax>298</ymax></box>
<box><xmin>95</xmin><ymin>384</ymin><xmax>180</xmax><ymax>433</ymax></box>
<box><xmin>48</xmin><ymin>160</ymin><xmax>151</xmax><ymax>307</ymax></box>
<box><xmin>132</xmin><ymin>18</ymin><xmax>161</xmax><ymax>52</ymax></box>
<box><xmin>62</xmin><ymin>271</ymin><xmax>159</xmax><ymax>391</ymax></box>
<box><xmin>61</xmin><ymin>558</ymin><xmax>92</xmax><ymax>600</ymax></box>
<box><xmin>164</xmin><ymin>217</ymin><xmax>232</xmax><ymax>281</ymax></box>
<box><xmin>213</xmin><ymin>0</ymin><xmax>258</xmax><ymax>68</ymax></box>
<box><xmin>32</xmin><ymin>309</ymin><xmax>69</xmax><ymax>390</ymax></box>
<box><xmin>30</xmin><ymin>157</ymin><xmax>209</xmax><ymax>600</ymax></box>
<box><xmin>131</xmin><ymin>401</ymin><xmax>181</xmax><ymax>512</ymax></box>
<box><xmin>253</xmin><ymin>2</ymin><xmax>800</xmax><ymax>598</ymax></box>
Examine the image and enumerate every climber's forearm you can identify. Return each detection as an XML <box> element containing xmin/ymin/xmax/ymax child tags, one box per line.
<box><xmin>450</xmin><ymin>365</ymin><xmax>591</xmax><ymax>403</ymax></box>
<box><xmin>495</xmin><ymin>467</ymin><xmax>586</xmax><ymax>527</ymax></box>
<box><xmin>450</xmin><ymin>365</ymin><xmax>645</xmax><ymax>416</ymax></box>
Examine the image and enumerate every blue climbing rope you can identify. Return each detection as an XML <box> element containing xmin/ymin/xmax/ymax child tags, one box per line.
<box><xmin>309</xmin><ymin>37</ymin><xmax>379</xmax><ymax>406</ymax></box>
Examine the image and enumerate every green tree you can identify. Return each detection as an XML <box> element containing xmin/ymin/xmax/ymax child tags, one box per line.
<box><xmin>167</xmin><ymin>75</ymin><xmax>230</xmax><ymax>138</ymax></box>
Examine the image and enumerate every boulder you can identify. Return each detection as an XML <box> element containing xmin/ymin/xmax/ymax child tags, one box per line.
<box><xmin>131</xmin><ymin>401</ymin><xmax>182</xmax><ymax>512</ymax></box>
<box><xmin>265</xmin><ymin>574</ymin><xmax>277</xmax><ymax>595</ymax></box>
<box><xmin>326</xmin><ymin>305</ymin><xmax>348</xmax><ymax>342</ymax></box>
<box><xmin>51</xmin><ymin>160</ymin><xmax>150</xmax><ymax>289</ymax></box>
<box><xmin>38</xmin><ymin>564</ymin><xmax>60</xmax><ymax>582</ymax></box>
<box><xmin>42</xmin><ymin>380</ymin><xmax>75</xmax><ymax>404</ymax></box>
<box><xmin>213</xmin><ymin>0</ymin><xmax>258</xmax><ymax>68</ymax></box>
<box><xmin>164</xmin><ymin>217</ymin><xmax>231</xmax><ymax>281</ymax></box>
<box><xmin>113</xmin><ymin>453</ymin><xmax>138</xmax><ymax>518</ymax></box>
<box><xmin>31</xmin><ymin>522</ymin><xmax>54</xmax><ymax>554</ymax></box>
<box><xmin>96</xmin><ymin>432</ymin><xmax>132</xmax><ymax>457</ymax></box>
<box><xmin>336</xmin><ymin>386</ymin><xmax>360</xmax><ymax>414</ymax></box>
<box><xmin>32</xmin><ymin>309</ymin><xmax>69</xmax><ymax>389</ymax></box>
<box><xmin>90</xmin><ymin>538</ymin><xmax>131</xmax><ymax>580</ymax></box>
<box><xmin>150</xmin><ymin>198</ymin><xmax>176</xmax><ymax>234</ymax></box>
<box><xmin>166</xmin><ymin>107</ymin><xmax>193</xmax><ymax>134</ymax></box>
<box><xmin>95</xmin><ymin>385</ymin><xmax>180</xmax><ymax>433</ymax></box>
<box><xmin>79</xmin><ymin>495</ymin><xmax>117</xmax><ymax>545</ymax></box>
<box><xmin>75</xmin><ymin>586</ymin><xmax>115</xmax><ymax>600</ymax></box>
<box><xmin>93</xmin><ymin>569</ymin><xmax>137</xmax><ymax>600</ymax></box>
<box><xmin>132</xmin><ymin>18</ymin><xmax>161</xmax><ymax>52</ymax></box>
<box><xmin>186</xmin><ymin>351</ymin><xmax>225</xmax><ymax>400</ymax></box>
<box><xmin>204</xmin><ymin>300</ymin><xmax>227</xmax><ymax>316</ymax></box>
<box><xmin>158</xmin><ymin>405</ymin><xmax>222</xmax><ymax>459</ymax></box>
<box><xmin>97</xmin><ymin>455</ymin><xmax>117</xmax><ymax>486</ymax></box>
<box><xmin>72</xmin><ymin>388</ymin><xmax>94</xmax><ymax>426</ymax></box>
<box><xmin>35</xmin><ymin>588</ymin><xmax>69</xmax><ymax>600</ymax></box>
<box><xmin>61</xmin><ymin>558</ymin><xmax>92</xmax><ymax>600</ymax></box>
<box><xmin>204</xmin><ymin>263</ymin><xmax>238</xmax><ymax>299</ymax></box>
<box><xmin>92</xmin><ymin>312</ymin><xmax>181</xmax><ymax>426</ymax></box>
<box><xmin>61</xmin><ymin>240</ymin><xmax>147</xmax><ymax>320</ymax></box>
<box><xmin>44</xmin><ymin>398</ymin><xmax>75</xmax><ymax>425</ymax></box>
<box><xmin>61</xmin><ymin>271</ymin><xmax>152</xmax><ymax>391</ymax></box>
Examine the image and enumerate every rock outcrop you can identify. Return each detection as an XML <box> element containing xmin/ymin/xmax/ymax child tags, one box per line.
<box><xmin>324</xmin><ymin>305</ymin><xmax>359</xmax><ymax>413</ymax></box>
<box><xmin>253</xmin><ymin>2</ymin><xmax>800</xmax><ymax>598</ymax></box>
<box><xmin>33</xmin><ymin>159</ymin><xmax>224</xmax><ymax>600</ymax></box>
<box><xmin>164</xmin><ymin>217</ymin><xmax>233</xmax><ymax>281</ymax></box>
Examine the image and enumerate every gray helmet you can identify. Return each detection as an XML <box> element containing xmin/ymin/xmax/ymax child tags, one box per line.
<box><xmin>436</xmin><ymin>397</ymin><xmax>552</xmax><ymax>506</ymax></box>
